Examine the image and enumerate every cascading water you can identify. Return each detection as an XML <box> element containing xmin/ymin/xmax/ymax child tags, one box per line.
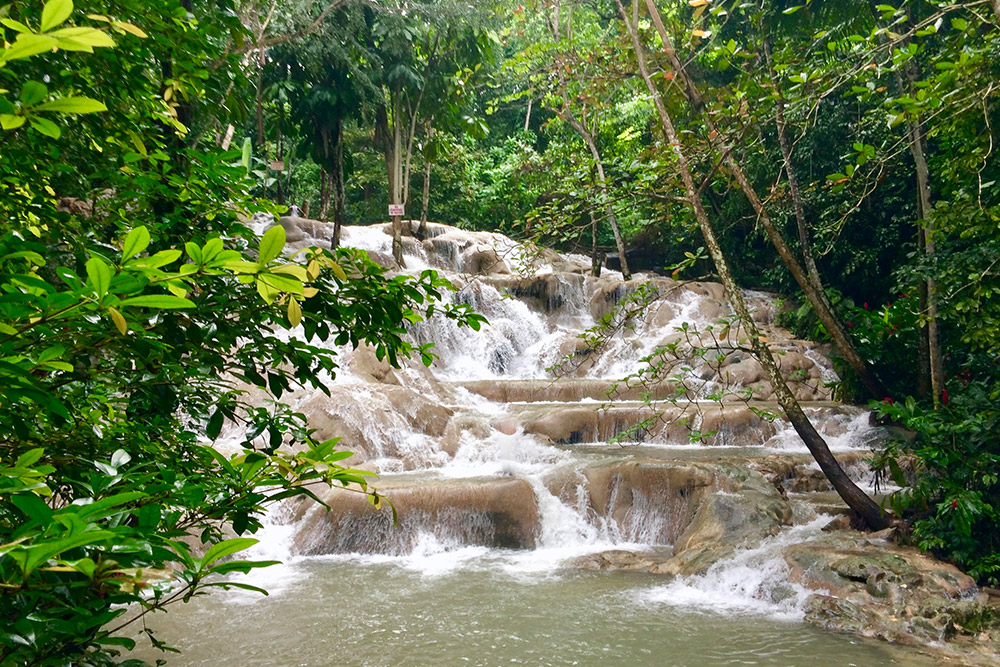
<box><xmin>126</xmin><ymin>220</ymin><xmax>945</xmax><ymax>666</ymax></box>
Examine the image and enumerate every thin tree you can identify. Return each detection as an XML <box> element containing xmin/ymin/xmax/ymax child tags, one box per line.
<box><xmin>618</xmin><ymin>0</ymin><xmax>889</xmax><ymax>529</ymax></box>
<box><xmin>641</xmin><ymin>0</ymin><xmax>887</xmax><ymax>400</ymax></box>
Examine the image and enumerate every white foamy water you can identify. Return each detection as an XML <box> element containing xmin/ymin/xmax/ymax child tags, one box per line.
<box><xmin>639</xmin><ymin>516</ymin><xmax>832</xmax><ymax>620</ymax></box>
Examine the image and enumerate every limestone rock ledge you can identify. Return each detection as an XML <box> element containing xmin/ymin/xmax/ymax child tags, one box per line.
<box><xmin>785</xmin><ymin>532</ymin><xmax>999</xmax><ymax>665</ymax></box>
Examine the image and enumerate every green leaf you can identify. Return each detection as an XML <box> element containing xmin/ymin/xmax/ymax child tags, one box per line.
<box><xmin>35</xmin><ymin>96</ymin><xmax>107</xmax><ymax>114</ymax></box>
<box><xmin>12</xmin><ymin>493</ymin><xmax>53</xmax><ymax>524</ymax></box>
<box><xmin>118</xmin><ymin>295</ymin><xmax>195</xmax><ymax>309</ymax></box>
<box><xmin>15</xmin><ymin>530</ymin><xmax>115</xmax><ymax>577</ymax></box>
<box><xmin>2</xmin><ymin>34</ymin><xmax>58</xmax><ymax>62</ymax></box>
<box><xmin>199</xmin><ymin>537</ymin><xmax>258</xmax><ymax>570</ymax></box>
<box><xmin>40</xmin><ymin>0</ymin><xmax>74</xmax><ymax>32</ymax></box>
<box><xmin>0</xmin><ymin>18</ymin><xmax>31</xmax><ymax>33</ymax></box>
<box><xmin>287</xmin><ymin>297</ymin><xmax>302</xmax><ymax>327</ymax></box>
<box><xmin>49</xmin><ymin>26</ymin><xmax>115</xmax><ymax>47</ymax></box>
<box><xmin>108</xmin><ymin>306</ymin><xmax>127</xmax><ymax>334</ymax></box>
<box><xmin>259</xmin><ymin>272</ymin><xmax>303</xmax><ymax>294</ymax></box>
<box><xmin>28</xmin><ymin>116</ymin><xmax>60</xmax><ymax>138</ymax></box>
<box><xmin>15</xmin><ymin>448</ymin><xmax>45</xmax><ymax>468</ymax></box>
<box><xmin>86</xmin><ymin>256</ymin><xmax>112</xmax><ymax>298</ymax></box>
<box><xmin>241</xmin><ymin>137</ymin><xmax>252</xmax><ymax>175</ymax></box>
<box><xmin>258</xmin><ymin>225</ymin><xmax>285</xmax><ymax>264</ymax></box>
<box><xmin>206</xmin><ymin>409</ymin><xmax>224</xmax><ymax>440</ymax></box>
<box><xmin>20</xmin><ymin>81</ymin><xmax>48</xmax><ymax>107</ymax></box>
<box><xmin>0</xmin><ymin>114</ymin><xmax>26</xmax><ymax>130</ymax></box>
<box><xmin>121</xmin><ymin>226</ymin><xmax>150</xmax><ymax>260</ymax></box>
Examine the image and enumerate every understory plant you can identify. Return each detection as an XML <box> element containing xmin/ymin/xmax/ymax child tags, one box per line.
<box><xmin>0</xmin><ymin>2</ymin><xmax>486</xmax><ymax>663</ymax></box>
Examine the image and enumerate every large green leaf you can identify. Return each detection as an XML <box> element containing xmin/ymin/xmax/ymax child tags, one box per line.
<box><xmin>118</xmin><ymin>295</ymin><xmax>195</xmax><ymax>309</ymax></box>
<box><xmin>85</xmin><ymin>256</ymin><xmax>111</xmax><ymax>298</ymax></box>
<box><xmin>35</xmin><ymin>96</ymin><xmax>107</xmax><ymax>114</ymax></box>
<box><xmin>121</xmin><ymin>226</ymin><xmax>150</xmax><ymax>260</ymax></box>
<box><xmin>199</xmin><ymin>537</ymin><xmax>258</xmax><ymax>570</ymax></box>
<box><xmin>40</xmin><ymin>0</ymin><xmax>74</xmax><ymax>33</ymax></box>
<box><xmin>1</xmin><ymin>34</ymin><xmax>58</xmax><ymax>62</ymax></box>
<box><xmin>258</xmin><ymin>225</ymin><xmax>286</xmax><ymax>264</ymax></box>
<box><xmin>20</xmin><ymin>81</ymin><xmax>48</xmax><ymax>107</ymax></box>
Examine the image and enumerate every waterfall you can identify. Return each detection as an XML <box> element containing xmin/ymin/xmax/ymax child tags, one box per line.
<box><xmin>247</xmin><ymin>219</ymin><xmax>887</xmax><ymax>611</ymax></box>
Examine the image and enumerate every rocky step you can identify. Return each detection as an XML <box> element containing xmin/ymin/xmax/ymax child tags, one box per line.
<box><xmin>290</xmin><ymin>476</ymin><xmax>541</xmax><ymax>555</ymax></box>
<box><xmin>506</xmin><ymin>400</ymin><xmax>864</xmax><ymax>448</ymax></box>
<box><xmin>449</xmin><ymin>378</ymin><xmax>685</xmax><ymax>403</ymax></box>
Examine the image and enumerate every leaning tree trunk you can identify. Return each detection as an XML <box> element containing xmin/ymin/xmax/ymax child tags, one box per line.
<box><xmin>620</xmin><ymin>0</ymin><xmax>889</xmax><ymax>530</ymax></box>
<box><xmin>763</xmin><ymin>38</ymin><xmax>830</xmax><ymax>309</ymax></box>
<box><xmin>642</xmin><ymin>0</ymin><xmax>886</xmax><ymax>401</ymax></box>
<box><xmin>563</xmin><ymin>112</ymin><xmax>631</xmax><ymax>280</ymax></box>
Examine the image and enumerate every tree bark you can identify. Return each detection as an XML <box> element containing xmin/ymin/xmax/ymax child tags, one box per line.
<box><xmin>906</xmin><ymin>116</ymin><xmax>944</xmax><ymax>404</ymax></box>
<box><xmin>878</xmin><ymin>1</ymin><xmax>943</xmax><ymax>404</ymax></box>
<box><xmin>763</xmin><ymin>39</ymin><xmax>828</xmax><ymax>303</ymax></box>
<box><xmin>620</xmin><ymin>0</ymin><xmax>889</xmax><ymax>530</ymax></box>
<box><xmin>562</xmin><ymin>113</ymin><xmax>631</xmax><ymax>281</ymax></box>
<box><xmin>376</xmin><ymin>101</ymin><xmax>404</xmax><ymax>266</ymax></box>
<box><xmin>419</xmin><ymin>156</ymin><xmax>431</xmax><ymax>237</ymax></box>
<box><xmin>642</xmin><ymin>0</ymin><xmax>886</xmax><ymax>400</ymax></box>
<box><xmin>318</xmin><ymin>166</ymin><xmax>330</xmax><ymax>221</ymax></box>
<box><xmin>331</xmin><ymin>118</ymin><xmax>345</xmax><ymax>249</ymax></box>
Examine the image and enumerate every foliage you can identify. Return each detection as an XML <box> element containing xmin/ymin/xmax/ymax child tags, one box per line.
<box><xmin>0</xmin><ymin>1</ymin><xmax>486</xmax><ymax>663</ymax></box>
<box><xmin>873</xmin><ymin>384</ymin><xmax>1000</xmax><ymax>585</ymax></box>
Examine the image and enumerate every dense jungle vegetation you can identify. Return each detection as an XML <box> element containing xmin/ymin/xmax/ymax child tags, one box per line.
<box><xmin>1</xmin><ymin>0</ymin><xmax>998</xmax><ymax>663</ymax></box>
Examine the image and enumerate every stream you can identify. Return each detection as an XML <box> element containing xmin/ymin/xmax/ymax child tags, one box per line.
<box><xmin>125</xmin><ymin>220</ymin><xmax>943</xmax><ymax>665</ymax></box>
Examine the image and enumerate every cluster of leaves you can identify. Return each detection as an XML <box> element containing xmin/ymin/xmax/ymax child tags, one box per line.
<box><xmin>873</xmin><ymin>384</ymin><xmax>1000</xmax><ymax>585</ymax></box>
<box><xmin>0</xmin><ymin>1</ymin><xmax>487</xmax><ymax>663</ymax></box>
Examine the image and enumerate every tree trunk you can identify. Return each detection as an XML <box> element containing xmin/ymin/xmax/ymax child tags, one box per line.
<box><xmin>763</xmin><ymin>38</ymin><xmax>827</xmax><ymax>301</ymax></box>
<box><xmin>376</xmin><ymin>100</ymin><xmax>404</xmax><ymax>267</ymax></box>
<box><xmin>907</xmin><ymin>117</ymin><xmax>943</xmax><ymax>404</ymax></box>
<box><xmin>419</xmin><ymin>157</ymin><xmax>431</xmax><ymax>237</ymax></box>
<box><xmin>563</xmin><ymin>113</ymin><xmax>631</xmax><ymax>281</ymax></box>
<box><xmin>879</xmin><ymin>1</ymin><xmax>943</xmax><ymax>404</ymax></box>
<box><xmin>590</xmin><ymin>211</ymin><xmax>602</xmax><ymax>277</ymax></box>
<box><xmin>318</xmin><ymin>166</ymin><xmax>330</xmax><ymax>221</ymax></box>
<box><xmin>620</xmin><ymin>0</ymin><xmax>889</xmax><ymax>530</ymax></box>
<box><xmin>391</xmin><ymin>95</ymin><xmax>405</xmax><ymax>267</ymax></box>
<box><xmin>331</xmin><ymin>118</ymin><xmax>345</xmax><ymax>249</ymax></box>
<box><xmin>643</xmin><ymin>0</ymin><xmax>886</xmax><ymax>400</ymax></box>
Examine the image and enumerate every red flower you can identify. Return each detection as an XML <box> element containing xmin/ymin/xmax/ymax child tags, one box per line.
<box><xmin>883</xmin><ymin>397</ymin><xmax>894</xmax><ymax>404</ymax></box>
<box><xmin>863</xmin><ymin>302</ymin><xmax>869</xmax><ymax>310</ymax></box>
<box><xmin>951</xmin><ymin>499</ymin><xmax>958</xmax><ymax>510</ymax></box>
<box><xmin>847</xmin><ymin>321</ymin><xmax>854</xmax><ymax>329</ymax></box>
<box><xmin>941</xmin><ymin>387</ymin><xmax>950</xmax><ymax>405</ymax></box>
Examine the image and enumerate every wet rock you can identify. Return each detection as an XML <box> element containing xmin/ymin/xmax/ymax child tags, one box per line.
<box><xmin>784</xmin><ymin>532</ymin><xmax>991</xmax><ymax>649</ymax></box>
<box><xmin>442</xmin><ymin>414</ymin><xmax>493</xmax><ymax>456</ymax></box>
<box><xmin>700</xmin><ymin>405</ymin><xmax>778</xmax><ymax>447</ymax></box>
<box><xmin>277</xmin><ymin>215</ymin><xmax>336</xmax><ymax>249</ymax></box>
<box><xmin>292</xmin><ymin>477</ymin><xmax>539</xmax><ymax>555</ymax></box>
<box><xmin>574</xmin><ymin>549</ymin><xmax>665</xmax><ymax>572</ymax></box>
